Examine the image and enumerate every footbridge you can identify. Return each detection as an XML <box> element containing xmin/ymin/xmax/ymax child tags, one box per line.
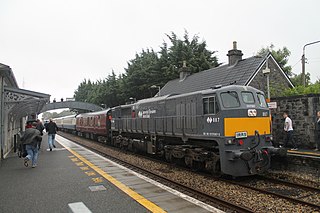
<box><xmin>40</xmin><ymin>101</ymin><xmax>103</xmax><ymax>113</ymax></box>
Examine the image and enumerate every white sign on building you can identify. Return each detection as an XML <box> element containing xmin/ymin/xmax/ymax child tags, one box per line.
<box><xmin>267</xmin><ymin>102</ymin><xmax>277</xmax><ymax>109</ymax></box>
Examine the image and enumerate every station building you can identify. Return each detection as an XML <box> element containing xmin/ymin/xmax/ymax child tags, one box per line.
<box><xmin>0</xmin><ymin>63</ymin><xmax>50</xmax><ymax>160</ymax></box>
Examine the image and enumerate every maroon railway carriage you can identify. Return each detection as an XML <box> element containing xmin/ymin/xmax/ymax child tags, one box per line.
<box><xmin>75</xmin><ymin>109</ymin><xmax>111</xmax><ymax>141</ymax></box>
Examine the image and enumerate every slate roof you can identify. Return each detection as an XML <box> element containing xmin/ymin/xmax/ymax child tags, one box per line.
<box><xmin>159</xmin><ymin>54</ymin><xmax>268</xmax><ymax>96</ymax></box>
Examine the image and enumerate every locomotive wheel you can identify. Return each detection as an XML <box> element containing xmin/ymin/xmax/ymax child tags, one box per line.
<box><xmin>191</xmin><ymin>161</ymin><xmax>204</xmax><ymax>172</ymax></box>
<box><xmin>165</xmin><ymin>151</ymin><xmax>172</xmax><ymax>163</ymax></box>
<box><xmin>132</xmin><ymin>144</ymin><xmax>138</xmax><ymax>153</ymax></box>
<box><xmin>184</xmin><ymin>156</ymin><xmax>193</xmax><ymax>168</ymax></box>
<box><xmin>213</xmin><ymin>160</ymin><xmax>222</xmax><ymax>176</ymax></box>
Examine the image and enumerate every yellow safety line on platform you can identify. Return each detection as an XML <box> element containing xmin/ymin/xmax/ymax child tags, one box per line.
<box><xmin>63</xmin><ymin>146</ymin><xmax>167</xmax><ymax>213</ymax></box>
<box><xmin>288</xmin><ymin>150</ymin><xmax>320</xmax><ymax>156</ymax></box>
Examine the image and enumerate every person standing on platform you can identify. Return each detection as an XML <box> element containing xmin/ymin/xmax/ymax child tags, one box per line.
<box><xmin>20</xmin><ymin>122</ymin><xmax>42</xmax><ymax>168</ymax></box>
<box><xmin>46</xmin><ymin>119</ymin><xmax>58</xmax><ymax>151</ymax></box>
<box><xmin>315</xmin><ymin>111</ymin><xmax>320</xmax><ymax>151</ymax></box>
<box><xmin>36</xmin><ymin>119</ymin><xmax>45</xmax><ymax>150</ymax></box>
<box><xmin>283</xmin><ymin>111</ymin><xmax>298</xmax><ymax>150</ymax></box>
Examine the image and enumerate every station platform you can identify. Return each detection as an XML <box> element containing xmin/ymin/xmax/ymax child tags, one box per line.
<box><xmin>0</xmin><ymin>134</ymin><xmax>222</xmax><ymax>213</ymax></box>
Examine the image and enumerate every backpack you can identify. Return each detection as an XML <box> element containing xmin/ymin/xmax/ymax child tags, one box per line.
<box><xmin>18</xmin><ymin>144</ymin><xmax>28</xmax><ymax>158</ymax></box>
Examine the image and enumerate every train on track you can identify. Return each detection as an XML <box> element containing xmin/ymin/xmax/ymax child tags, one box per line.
<box><xmin>53</xmin><ymin>85</ymin><xmax>286</xmax><ymax>177</ymax></box>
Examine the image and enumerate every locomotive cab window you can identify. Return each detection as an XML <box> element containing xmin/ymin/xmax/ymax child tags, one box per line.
<box><xmin>220</xmin><ymin>91</ymin><xmax>240</xmax><ymax>108</ymax></box>
<box><xmin>203</xmin><ymin>96</ymin><xmax>219</xmax><ymax>114</ymax></box>
<box><xmin>257</xmin><ymin>93</ymin><xmax>268</xmax><ymax>108</ymax></box>
<box><xmin>241</xmin><ymin>92</ymin><xmax>255</xmax><ymax>104</ymax></box>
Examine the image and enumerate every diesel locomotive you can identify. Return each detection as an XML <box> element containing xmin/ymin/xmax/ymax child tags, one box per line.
<box><xmin>54</xmin><ymin>85</ymin><xmax>285</xmax><ymax>177</ymax></box>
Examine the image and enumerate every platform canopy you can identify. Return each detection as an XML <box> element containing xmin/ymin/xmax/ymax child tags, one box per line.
<box><xmin>1</xmin><ymin>63</ymin><xmax>50</xmax><ymax>120</ymax></box>
<box><xmin>4</xmin><ymin>86</ymin><xmax>50</xmax><ymax>120</ymax></box>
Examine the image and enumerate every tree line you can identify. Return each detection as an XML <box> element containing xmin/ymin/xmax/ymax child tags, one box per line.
<box><xmin>74</xmin><ymin>31</ymin><xmax>219</xmax><ymax>108</ymax></box>
<box><xmin>74</xmin><ymin>31</ymin><xmax>319</xmax><ymax>108</ymax></box>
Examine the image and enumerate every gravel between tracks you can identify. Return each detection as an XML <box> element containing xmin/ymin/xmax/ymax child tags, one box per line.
<box><xmin>266</xmin><ymin>169</ymin><xmax>320</xmax><ymax>189</ymax></box>
<box><xmin>59</xmin><ymin>132</ymin><xmax>319</xmax><ymax>213</ymax></box>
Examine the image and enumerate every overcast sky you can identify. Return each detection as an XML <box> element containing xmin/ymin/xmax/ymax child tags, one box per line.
<box><xmin>0</xmin><ymin>0</ymin><xmax>319</xmax><ymax>102</ymax></box>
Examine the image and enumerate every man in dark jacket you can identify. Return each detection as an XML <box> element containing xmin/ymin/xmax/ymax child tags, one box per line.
<box><xmin>36</xmin><ymin>119</ymin><xmax>45</xmax><ymax>150</ymax></box>
<box><xmin>46</xmin><ymin>118</ymin><xmax>58</xmax><ymax>151</ymax></box>
<box><xmin>20</xmin><ymin>122</ymin><xmax>42</xmax><ymax>168</ymax></box>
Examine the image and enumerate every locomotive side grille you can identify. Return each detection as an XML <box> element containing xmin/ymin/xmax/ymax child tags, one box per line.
<box><xmin>224</xmin><ymin>117</ymin><xmax>271</xmax><ymax>137</ymax></box>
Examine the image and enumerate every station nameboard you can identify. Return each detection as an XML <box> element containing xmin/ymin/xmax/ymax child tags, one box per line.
<box><xmin>267</xmin><ymin>102</ymin><xmax>277</xmax><ymax>109</ymax></box>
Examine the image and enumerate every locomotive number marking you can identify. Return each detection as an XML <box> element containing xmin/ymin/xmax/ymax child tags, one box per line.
<box><xmin>203</xmin><ymin>132</ymin><xmax>220</xmax><ymax>136</ymax></box>
<box><xmin>206</xmin><ymin>117</ymin><xmax>220</xmax><ymax>123</ymax></box>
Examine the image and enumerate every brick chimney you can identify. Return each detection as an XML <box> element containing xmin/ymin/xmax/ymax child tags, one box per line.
<box><xmin>179</xmin><ymin>60</ymin><xmax>190</xmax><ymax>81</ymax></box>
<box><xmin>227</xmin><ymin>41</ymin><xmax>243</xmax><ymax>66</ymax></box>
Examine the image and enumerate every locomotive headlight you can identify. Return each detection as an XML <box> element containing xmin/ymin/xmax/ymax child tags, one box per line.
<box><xmin>248</xmin><ymin>109</ymin><xmax>257</xmax><ymax>117</ymax></box>
<box><xmin>226</xmin><ymin>139</ymin><xmax>236</xmax><ymax>145</ymax></box>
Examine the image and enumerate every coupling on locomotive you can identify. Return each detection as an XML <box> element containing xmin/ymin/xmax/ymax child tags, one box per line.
<box><xmin>54</xmin><ymin>85</ymin><xmax>286</xmax><ymax>177</ymax></box>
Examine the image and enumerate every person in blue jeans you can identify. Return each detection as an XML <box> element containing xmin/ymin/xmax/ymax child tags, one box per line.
<box><xmin>46</xmin><ymin>118</ymin><xmax>58</xmax><ymax>151</ymax></box>
<box><xmin>20</xmin><ymin>122</ymin><xmax>42</xmax><ymax>168</ymax></box>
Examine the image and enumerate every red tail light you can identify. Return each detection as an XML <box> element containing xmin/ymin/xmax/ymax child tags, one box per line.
<box><xmin>238</xmin><ymin>139</ymin><xmax>244</xmax><ymax>146</ymax></box>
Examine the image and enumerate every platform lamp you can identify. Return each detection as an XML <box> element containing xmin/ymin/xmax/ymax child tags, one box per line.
<box><xmin>150</xmin><ymin>85</ymin><xmax>161</xmax><ymax>96</ymax></box>
<box><xmin>129</xmin><ymin>97</ymin><xmax>136</xmax><ymax>103</ymax></box>
<box><xmin>262</xmin><ymin>59</ymin><xmax>271</xmax><ymax>102</ymax></box>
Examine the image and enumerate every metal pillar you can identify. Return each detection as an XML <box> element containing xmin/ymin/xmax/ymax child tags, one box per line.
<box><xmin>0</xmin><ymin>76</ymin><xmax>4</xmax><ymax>159</ymax></box>
<box><xmin>262</xmin><ymin>58</ymin><xmax>271</xmax><ymax>100</ymax></box>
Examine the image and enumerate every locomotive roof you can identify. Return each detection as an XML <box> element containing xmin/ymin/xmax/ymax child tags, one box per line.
<box><xmin>134</xmin><ymin>85</ymin><xmax>263</xmax><ymax>105</ymax></box>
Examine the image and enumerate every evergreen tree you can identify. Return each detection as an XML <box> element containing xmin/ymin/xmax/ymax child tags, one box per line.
<box><xmin>257</xmin><ymin>44</ymin><xmax>292</xmax><ymax>76</ymax></box>
<box><xmin>74</xmin><ymin>79</ymin><xmax>95</xmax><ymax>102</ymax></box>
<box><xmin>160</xmin><ymin>31</ymin><xmax>219</xmax><ymax>82</ymax></box>
<box><xmin>73</xmin><ymin>30</ymin><xmax>220</xmax><ymax>105</ymax></box>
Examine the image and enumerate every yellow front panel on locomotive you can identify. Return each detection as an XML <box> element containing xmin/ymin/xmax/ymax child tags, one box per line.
<box><xmin>224</xmin><ymin>117</ymin><xmax>271</xmax><ymax>137</ymax></box>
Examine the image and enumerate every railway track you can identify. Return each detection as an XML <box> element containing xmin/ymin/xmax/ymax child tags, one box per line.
<box><xmin>226</xmin><ymin>176</ymin><xmax>320</xmax><ymax>210</ymax></box>
<box><xmin>58</xmin><ymin>132</ymin><xmax>320</xmax><ymax>212</ymax></box>
<box><xmin>58</xmin><ymin>132</ymin><xmax>253</xmax><ymax>213</ymax></box>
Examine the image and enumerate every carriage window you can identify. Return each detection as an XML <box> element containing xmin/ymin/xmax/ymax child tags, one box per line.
<box><xmin>203</xmin><ymin>96</ymin><xmax>219</xmax><ymax>114</ymax></box>
<box><xmin>221</xmin><ymin>91</ymin><xmax>240</xmax><ymax>108</ymax></box>
<box><xmin>257</xmin><ymin>93</ymin><xmax>268</xmax><ymax>108</ymax></box>
<box><xmin>241</xmin><ymin>92</ymin><xmax>255</xmax><ymax>104</ymax></box>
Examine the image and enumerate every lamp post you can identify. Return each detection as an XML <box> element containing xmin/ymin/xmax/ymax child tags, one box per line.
<box><xmin>302</xmin><ymin>40</ymin><xmax>320</xmax><ymax>87</ymax></box>
<box><xmin>150</xmin><ymin>85</ymin><xmax>161</xmax><ymax>96</ymax></box>
<box><xmin>262</xmin><ymin>59</ymin><xmax>271</xmax><ymax>101</ymax></box>
<box><xmin>129</xmin><ymin>97</ymin><xmax>136</xmax><ymax>103</ymax></box>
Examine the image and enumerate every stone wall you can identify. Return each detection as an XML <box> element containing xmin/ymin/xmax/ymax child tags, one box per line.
<box><xmin>271</xmin><ymin>94</ymin><xmax>320</xmax><ymax>148</ymax></box>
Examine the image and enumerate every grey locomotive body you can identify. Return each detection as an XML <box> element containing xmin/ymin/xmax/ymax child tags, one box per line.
<box><xmin>110</xmin><ymin>85</ymin><xmax>285</xmax><ymax>177</ymax></box>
